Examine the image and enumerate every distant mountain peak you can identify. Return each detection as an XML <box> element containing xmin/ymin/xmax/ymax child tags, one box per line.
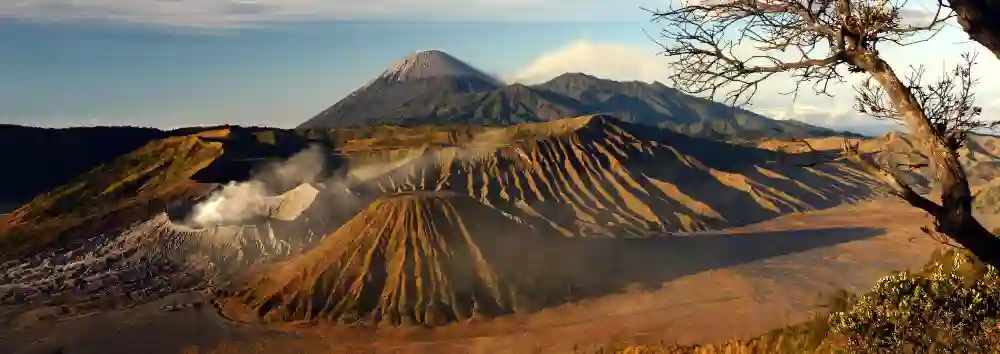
<box><xmin>549</xmin><ymin>72</ymin><xmax>600</xmax><ymax>81</ymax></box>
<box><xmin>375</xmin><ymin>50</ymin><xmax>503</xmax><ymax>86</ymax></box>
<box><xmin>298</xmin><ymin>50</ymin><xmax>505</xmax><ymax>129</ymax></box>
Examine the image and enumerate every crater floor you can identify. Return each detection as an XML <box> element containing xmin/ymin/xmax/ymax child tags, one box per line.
<box><xmin>0</xmin><ymin>198</ymin><xmax>943</xmax><ymax>354</ymax></box>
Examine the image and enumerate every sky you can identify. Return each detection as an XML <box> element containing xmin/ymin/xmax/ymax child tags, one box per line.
<box><xmin>0</xmin><ymin>0</ymin><xmax>997</xmax><ymax>134</ymax></box>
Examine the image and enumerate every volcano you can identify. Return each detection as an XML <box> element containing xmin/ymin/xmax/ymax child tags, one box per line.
<box><xmin>299</xmin><ymin>50</ymin><xmax>503</xmax><ymax>129</ymax></box>
<box><xmin>216</xmin><ymin>192</ymin><xmax>587</xmax><ymax>326</ymax></box>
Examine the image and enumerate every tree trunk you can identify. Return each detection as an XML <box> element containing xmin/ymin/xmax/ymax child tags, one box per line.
<box><xmin>935</xmin><ymin>204</ymin><xmax>1000</xmax><ymax>266</ymax></box>
<box><xmin>850</xmin><ymin>52</ymin><xmax>1000</xmax><ymax>267</ymax></box>
<box><xmin>950</xmin><ymin>0</ymin><xmax>1000</xmax><ymax>60</ymax></box>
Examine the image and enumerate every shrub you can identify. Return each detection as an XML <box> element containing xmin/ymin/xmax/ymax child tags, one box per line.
<box><xmin>828</xmin><ymin>249</ymin><xmax>1000</xmax><ymax>353</ymax></box>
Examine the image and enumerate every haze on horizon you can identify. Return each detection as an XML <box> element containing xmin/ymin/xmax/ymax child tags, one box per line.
<box><xmin>0</xmin><ymin>0</ymin><xmax>996</xmax><ymax>135</ymax></box>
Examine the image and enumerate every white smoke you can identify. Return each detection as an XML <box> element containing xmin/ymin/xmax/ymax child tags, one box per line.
<box><xmin>185</xmin><ymin>127</ymin><xmax>526</xmax><ymax>228</ymax></box>
<box><xmin>186</xmin><ymin>145</ymin><xmax>327</xmax><ymax>228</ymax></box>
<box><xmin>262</xmin><ymin>144</ymin><xmax>328</xmax><ymax>190</ymax></box>
<box><xmin>188</xmin><ymin>180</ymin><xmax>269</xmax><ymax>227</ymax></box>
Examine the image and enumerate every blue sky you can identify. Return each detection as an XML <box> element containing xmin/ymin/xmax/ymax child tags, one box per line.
<box><xmin>1</xmin><ymin>20</ymin><xmax>652</xmax><ymax>128</ymax></box>
<box><xmin>0</xmin><ymin>0</ymin><xmax>996</xmax><ymax>133</ymax></box>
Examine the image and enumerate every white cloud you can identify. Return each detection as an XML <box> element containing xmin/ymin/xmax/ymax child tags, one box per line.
<box><xmin>2</xmin><ymin>0</ymin><xmax>941</xmax><ymax>29</ymax></box>
<box><xmin>508</xmin><ymin>40</ymin><xmax>673</xmax><ymax>84</ymax></box>
<box><xmin>0</xmin><ymin>0</ymin><xmax>670</xmax><ymax>28</ymax></box>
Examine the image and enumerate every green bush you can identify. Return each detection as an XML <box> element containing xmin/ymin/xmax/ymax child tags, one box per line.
<box><xmin>829</xmin><ymin>249</ymin><xmax>1000</xmax><ymax>353</ymax></box>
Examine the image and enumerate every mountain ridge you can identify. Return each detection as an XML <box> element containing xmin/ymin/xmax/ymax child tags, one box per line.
<box><xmin>297</xmin><ymin>51</ymin><xmax>861</xmax><ymax>140</ymax></box>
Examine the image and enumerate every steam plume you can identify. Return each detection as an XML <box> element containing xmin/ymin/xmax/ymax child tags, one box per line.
<box><xmin>186</xmin><ymin>145</ymin><xmax>327</xmax><ymax>228</ymax></box>
<box><xmin>186</xmin><ymin>127</ymin><xmax>524</xmax><ymax>228</ymax></box>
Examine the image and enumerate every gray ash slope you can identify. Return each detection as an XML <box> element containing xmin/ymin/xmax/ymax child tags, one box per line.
<box><xmin>298</xmin><ymin>50</ymin><xmax>860</xmax><ymax>140</ymax></box>
<box><xmin>0</xmin><ymin>183</ymin><xmax>351</xmax><ymax>313</ymax></box>
<box><xmin>369</xmin><ymin>49</ymin><xmax>503</xmax><ymax>85</ymax></box>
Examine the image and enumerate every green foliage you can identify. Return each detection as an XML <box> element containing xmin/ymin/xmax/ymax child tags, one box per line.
<box><xmin>829</xmin><ymin>249</ymin><xmax>1000</xmax><ymax>353</ymax></box>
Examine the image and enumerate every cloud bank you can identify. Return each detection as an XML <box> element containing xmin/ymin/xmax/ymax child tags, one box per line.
<box><xmin>0</xmin><ymin>0</ymin><xmax>941</xmax><ymax>28</ymax></box>
<box><xmin>0</xmin><ymin>0</ymin><xmax>665</xmax><ymax>28</ymax></box>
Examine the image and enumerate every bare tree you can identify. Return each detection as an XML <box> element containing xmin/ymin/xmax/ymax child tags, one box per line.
<box><xmin>647</xmin><ymin>0</ymin><xmax>1000</xmax><ymax>265</ymax></box>
<box><xmin>854</xmin><ymin>52</ymin><xmax>996</xmax><ymax>174</ymax></box>
<box><xmin>855</xmin><ymin>52</ymin><xmax>996</xmax><ymax>151</ymax></box>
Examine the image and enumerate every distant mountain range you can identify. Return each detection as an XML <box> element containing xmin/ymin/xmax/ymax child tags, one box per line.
<box><xmin>298</xmin><ymin>50</ymin><xmax>862</xmax><ymax>140</ymax></box>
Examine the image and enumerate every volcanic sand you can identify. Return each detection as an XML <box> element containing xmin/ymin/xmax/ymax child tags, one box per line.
<box><xmin>0</xmin><ymin>197</ymin><xmax>944</xmax><ymax>354</ymax></box>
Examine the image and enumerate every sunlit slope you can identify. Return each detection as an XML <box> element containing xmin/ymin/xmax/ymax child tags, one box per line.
<box><xmin>0</xmin><ymin>130</ymin><xmax>229</xmax><ymax>259</ymax></box>
<box><xmin>973</xmin><ymin>176</ymin><xmax>1000</xmax><ymax>232</ymax></box>
<box><xmin>0</xmin><ymin>116</ymin><xmax>889</xmax><ymax>258</ymax></box>
<box><xmin>758</xmin><ymin>131</ymin><xmax>1000</xmax><ymax>189</ymax></box>
<box><xmin>215</xmin><ymin>189</ymin><xmax>896</xmax><ymax>328</ymax></box>
<box><xmin>218</xmin><ymin>192</ymin><xmax>578</xmax><ymax>326</ymax></box>
<box><xmin>339</xmin><ymin>115</ymin><xmax>884</xmax><ymax>236</ymax></box>
<box><xmin>0</xmin><ymin>127</ymin><xmax>327</xmax><ymax>261</ymax></box>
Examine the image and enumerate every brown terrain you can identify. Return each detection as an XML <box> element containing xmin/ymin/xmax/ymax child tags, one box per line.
<box><xmin>1</xmin><ymin>115</ymin><xmax>996</xmax><ymax>353</ymax></box>
<box><xmin>0</xmin><ymin>198</ymin><xmax>942</xmax><ymax>354</ymax></box>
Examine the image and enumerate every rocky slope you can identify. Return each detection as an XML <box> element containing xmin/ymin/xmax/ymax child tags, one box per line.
<box><xmin>0</xmin><ymin>125</ymin><xmax>181</xmax><ymax>207</ymax></box>
<box><xmin>974</xmin><ymin>177</ymin><xmax>1000</xmax><ymax>231</ymax></box>
<box><xmin>757</xmin><ymin>130</ymin><xmax>1000</xmax><ymax>231</ymax></box>
<box><xmin>210</xmin><ymin>115</ymin><xmax>893</xmax><ymax>327</ymax></box>
<box><xmin>0</xmin><ymin>131</ymin><xmax>226</xmax><ymax>260</ymax></box>
<box><xmin>334</xmin><ymin>115</ymin><xmax>884</xmax><ymax>236</ymax></box>
<box><xmin>0</xmin><ymin>182</ymin><xmax>346</xmax><ymax>314</ymax></box>
<box><xmin>217</xmin><ymin>192</ymin><xmax>579</xmax><ymax>326</ymax></box>
<box><xmin>0</xmin><ymin>128</ymin><xmax>322</xmax><ymax>261</ymax></box>
<box><xmin>2</xmin><ymin>116</ymin><xmax>888</xmax><ymax>264</ymax></box>
<box><xmin>758</xmin><ymin>131</ymin><xmax>1000</xmax><ymax>190</ymax></box>
<box><xmin>0</xmin><ymin>124</ymin><xmax>297</xmax><ymax>207</ymax></box>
